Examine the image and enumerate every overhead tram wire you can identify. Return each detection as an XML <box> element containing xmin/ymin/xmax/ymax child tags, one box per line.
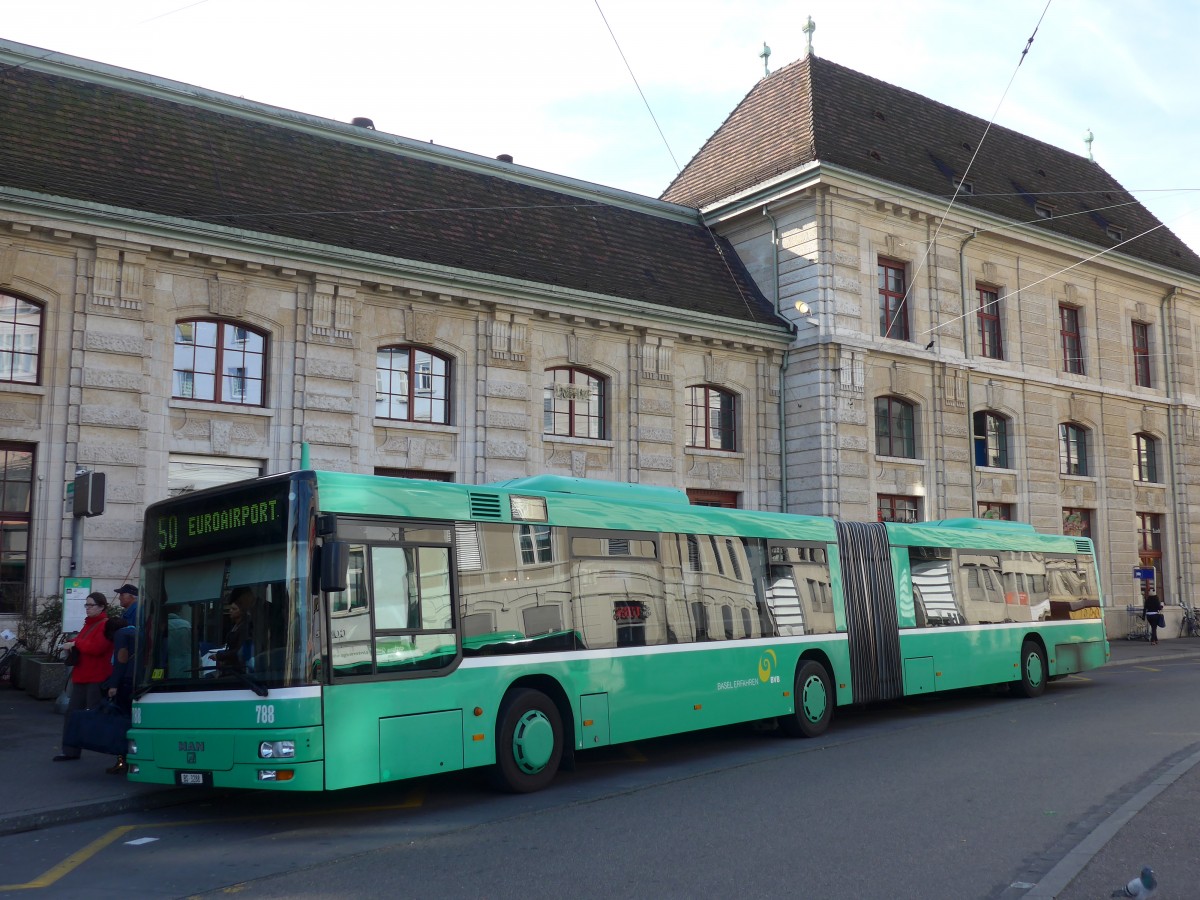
<box><xmin>916</xmin><ymin>192</ymin><xmax>1200</xmax><ymax>343</ymax></box>
<box><xmin>889</xmin><ymin>0</ymin><xmax>1054</xmax><ymax>333</ymax></box>
<box><xmin>592</xmin><ymin>0</ymin><xmax>680</xmax><ymax>174</ymax></box>
<box><xmin>896</xmin><ymin>191</ymin><xmax>1196</xmax><ymax>254</ymax></box>
<box><xmin>593</xmin><ymin>0</ymin><xmax>769</xmax><ymax>325</ymax></box>
<box><xmin>921</xmin><ymin>216</ymin><xmax>1170</xmax><ymax>339</ymax></box>
<box><xmin>137</xmin><ymin>0</ymin><xmax>212</xmax><ymax>25</ymax></box>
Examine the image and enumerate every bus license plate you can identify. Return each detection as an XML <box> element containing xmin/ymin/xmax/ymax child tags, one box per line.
<box><xmin>177</xmin><ymin>772</ymin><xmax>211</xmax><ymax>787</ymax></box>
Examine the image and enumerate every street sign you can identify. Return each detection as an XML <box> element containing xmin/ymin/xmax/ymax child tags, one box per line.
<box><xmin>62</xmin><ymin>577</ymin><xmax>93</xmax><ymax>632</ymax></box>
<box><xmin>1133</xmin><ymin>567</ymin><xmax>1156</xmax><ymax>580</ymax></box>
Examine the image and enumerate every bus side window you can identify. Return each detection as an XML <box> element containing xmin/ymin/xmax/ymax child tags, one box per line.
<box><xmin>373</xmin><ymin>546</ymin><xmax>452</xmax><ymax>630</ymax></box>
<box><xmin>329</xmin><ymin>545</ymin><xmax>371</xmax><ymax>676</ymax></box>
<box><xmin>909</xmin><ymin>548</ymin><xmax>964</xmax><ymax>626</ymax></box>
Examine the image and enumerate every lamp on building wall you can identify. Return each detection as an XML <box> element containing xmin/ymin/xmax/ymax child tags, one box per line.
<box><xmin>794</xmin><ymin>300</ymin><xmax>819</xmax><ymax>327</ymax></box>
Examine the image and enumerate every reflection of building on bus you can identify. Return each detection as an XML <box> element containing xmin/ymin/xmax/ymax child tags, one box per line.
<box><xmin>446</xmin><ymin>523</ymin><xmax>839</xmax><ymax>652</ymax></box>
<box><xmin>909</xmin><ymin>547</ymin><xmax>1099</xmax><ymax>627</ymax></box>
<box><xmin>314</xmin><ymin>517</ymin><xmax>841</xmax><ymax>656</ymax></box>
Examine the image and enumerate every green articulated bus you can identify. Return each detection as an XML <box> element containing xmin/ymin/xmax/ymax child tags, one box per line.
<box><xmin>127</xmin><ymin>470</ymin><xmax>1109</xmax><ymax>793</ymax></box>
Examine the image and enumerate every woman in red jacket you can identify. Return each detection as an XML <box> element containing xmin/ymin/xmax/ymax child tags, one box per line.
<box><xmin>53</xmin><ymin>592</ymin><xmax>114</xmax><ymax>762</ymax></box>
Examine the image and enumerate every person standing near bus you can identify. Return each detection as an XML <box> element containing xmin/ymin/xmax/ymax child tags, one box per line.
<box><xmin>1143</xmin><ymin>591</ymin><xmax>1165</xmax><ymax>645</ymax></box>
<box><xmin>102</xmin><ymin>617</ymin><xmax>137</xmax><ymax>775</ymax></box>
<box><xmin>53</xmin><ymin>592</ymin><xmax>114</xmax><ymax>762</ymax></box>
<box><xmin>115</xmin><ymin>583</ymin><xmax>139</xmax><ymax>626</ymax></box>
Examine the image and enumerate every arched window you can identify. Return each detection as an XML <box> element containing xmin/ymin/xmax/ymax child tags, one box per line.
<box><xmin>173</xmin><ymin>319</ymin><xmax>266</xmax><ymax>405</ymax></box>
<box><xmin>544</xmin><ymin>367</ymin><xmax>606</xmax><ymax>438</ymax></box>
<box><xmin>1059</xmin><ymin>422</ymin><xmax>1090</xmax><ymax>476</ymax></box>
<box><xmin>875</xmin><ymin>396</ymin><xmax>916</xmax><ymax>458</ymax></box>
<box><xmin>973</xmin><ymin>411</ymin><xmax>1009</xmax><ymax>468</ymax></box>
<box><xmin>686</xmin><ymin>386</ymin><xmax>736</xmax><ymax>450</ymax></box>
<box><xmin>376</xmin><ymin>346</ymin><xmax>451</xmax><ymax>423</ymax></box>
<box><xmin>0</xmin><ymin>291</ymin><xmax>43</xmax><ymax>384</ymax></box>
<box><xmin>1133</xmin><ymin>433</ymin><xmax>1159</xmax><ymax>483</ymax></box>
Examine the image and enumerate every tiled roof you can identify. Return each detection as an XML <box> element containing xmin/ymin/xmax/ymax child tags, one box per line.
<box><xmin>0</xmin><ymin>56</ymin><xmax>780</xmax><ymax>328</ymax></box>
<box><xmin>662</xmin><ymin>55</ymin><xmax>1200</xmax><ymax>279</ymax></box>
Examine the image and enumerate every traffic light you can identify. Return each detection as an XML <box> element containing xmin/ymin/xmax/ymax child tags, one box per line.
<box><xmin>73</xmin><ymin>471</ymin><xmax>106</xmax><ymax>518</ymax></box>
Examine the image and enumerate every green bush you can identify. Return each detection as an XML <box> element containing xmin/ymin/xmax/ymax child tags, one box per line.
<box><xmin>17</xmin><ymin>595</ymin><xmax>64</xmax><ymax>656</ymax></box>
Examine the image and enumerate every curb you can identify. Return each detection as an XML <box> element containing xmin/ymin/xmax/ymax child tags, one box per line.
<box><xmin>1020</xmin><ymin>746</ymin><xmax>1200</xmax><ymax>898</ymax></box>
<box><xmin>1105</xmin><ymin>648</ymin><xmax>1200</xmax><ymax>667</ymax></box>
<box><xmin>0</xmin><ymin>787</ymin><xmax>211</xmax><ymax>837</ymax></box>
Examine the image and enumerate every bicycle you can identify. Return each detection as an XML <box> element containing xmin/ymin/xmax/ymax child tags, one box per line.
<box><xmin>0</xmin><ymin>635</ymin><xmax>28</xmax><ymax>685</ymax></box>
<box><xmin>1179</xmin><ymin>602</ymin><xmax>1200</xmax><ymax>638</ymax></box>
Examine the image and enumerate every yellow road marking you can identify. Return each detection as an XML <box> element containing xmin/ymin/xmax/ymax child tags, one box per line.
<box><xmin>0</xmin><ymin>825</ymin><xmax>136</xmax><ymax>890</ymax></box>
<box><xmin>0</xmin><ymin>788</ymin><xmax>424</xmax><ymax>891</ymax></box>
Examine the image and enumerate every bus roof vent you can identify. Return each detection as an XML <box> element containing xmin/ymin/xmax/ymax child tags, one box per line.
<box><xmin>469</xmin><ymin>492</ymin><xmax>504</xmax><ymax>519</ymax></box>
<box><xmin>1074</xmin><ymin>539</ymin><xmax>1093</xmax><ymax>555</ymax></box>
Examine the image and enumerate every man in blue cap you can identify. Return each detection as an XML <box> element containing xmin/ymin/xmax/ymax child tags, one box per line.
<box><xmin>115</xmin><ymin>584</ymin><xmax>138</xmax><ymax>626</ymax></box>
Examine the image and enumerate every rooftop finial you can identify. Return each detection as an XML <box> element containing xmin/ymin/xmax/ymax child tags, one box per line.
<box><xmin>803</xmin><ymin>16</ymin><xmax>816</xmax><ymax>57</ymax></box>
<box><xmin>759</xmin><ymin>41</ymin><xmax>772</xmax><ymax>77</ymax></box>
<box><xmin>1083</xmin><ymin>128</ymin><xmax>1094</xmax><ymax>161</ymax></box>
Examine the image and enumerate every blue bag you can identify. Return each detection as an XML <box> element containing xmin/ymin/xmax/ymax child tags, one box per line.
<box><xmin>64</xmin><ymin>701</ymin><xmax>131</xmax><ymax>756</ymax></box>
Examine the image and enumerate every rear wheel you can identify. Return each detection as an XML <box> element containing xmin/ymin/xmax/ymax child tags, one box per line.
<box><xmin>1010</xmin><ymin>640</ymin><xmax>1047</xmax><ymax>698</ymax></box>
<box><xmin>779</xmin><ymin>660</ymin><xmax>833</xmax><ymax>738</ymax></box>
<box><xmin>489</xmin><ymin>688</ymin><xmax>563</xmax><ymax>793</ymax></box>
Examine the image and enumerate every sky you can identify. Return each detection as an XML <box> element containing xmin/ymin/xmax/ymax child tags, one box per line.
<box><xmin>4</xmin><ymin>0</ymin><xmax>1200</xmax><ymax>253</ymax></box>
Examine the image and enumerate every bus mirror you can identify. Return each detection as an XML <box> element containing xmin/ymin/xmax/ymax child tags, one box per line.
<box><xmin>320</xmin><ymin>541</ymin><xmax>350</xmax><ymax>593</ymax></box>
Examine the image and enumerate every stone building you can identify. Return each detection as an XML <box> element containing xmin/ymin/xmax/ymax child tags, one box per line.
<box><xmin>663</xmin><ymin>50</ymin><xmax>1200</xmax><ymax>636</ymax></box>
<box><xmin>2</xmin><ymin>36</ymin><xmax>1197</xmax><ymax>642</ymax></box>
<box><xmin>0</xmin><ymin>40</ymin><xmax>788</xmax><ymax>628</ymax></box>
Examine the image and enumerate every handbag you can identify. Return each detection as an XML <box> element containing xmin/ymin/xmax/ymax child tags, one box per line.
<box><xmin>64</xmin><ymin>616</ymin><xmax>103</xmax><ymax>667</ymax></box>
<box><xmin>64</xmin><ymin>700</ymin><xmax>132</xmax><ymax>756</ymax></box>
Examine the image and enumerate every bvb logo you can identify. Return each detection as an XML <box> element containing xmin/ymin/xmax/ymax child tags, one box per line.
<box><xmin>758</xmin><ymin>649</ymin><xmax>777</xmax><ymax>683</ymax></box>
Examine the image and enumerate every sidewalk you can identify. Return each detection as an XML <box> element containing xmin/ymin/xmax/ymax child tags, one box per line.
<box><xmin>0</xmin><ymin>638</ymin><xmax>1198</xmax><ymax>897</ymax></box>
<box><xmin>0</xmin><ymin>685</ymin><xmax>201</xmax><ymax>837</ymax></box>
<box><xmin>1023</xmin><ymin>635</ymin><xmax>1200</xmax><ymax>899</ymax></box>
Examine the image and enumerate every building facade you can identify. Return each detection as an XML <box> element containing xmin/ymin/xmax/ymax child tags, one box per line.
<box><xmin>3</xmin><ymin>38</ymin><xmax>1197</xmax><ymax>642</ymax></box>
<box><xmin>0</xmin><ymin>40</ymin><xmax>788</xmax><ymax>629</ymax></box>
<box><xmin>664</xmin><ymin>52</ymin><xmax>1200</xmax><ymax>637</ymax></box>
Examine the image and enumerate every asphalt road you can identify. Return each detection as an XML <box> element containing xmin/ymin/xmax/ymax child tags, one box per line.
<box><xmin>2</xmin><ymin>656</ymin><xmax>1197</xmax><ymax>899</ymax></box>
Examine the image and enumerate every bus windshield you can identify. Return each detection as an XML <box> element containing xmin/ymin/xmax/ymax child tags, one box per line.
<box><xmin>135</xmin><ymin>474</ymin><xmax>316</xmax><ymax>693</ymax></box>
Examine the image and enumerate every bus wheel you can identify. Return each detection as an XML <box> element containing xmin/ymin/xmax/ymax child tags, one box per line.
<box><xmin>1010</xmin><ymin>640</ymin><xmax>1047</xmax><ymax>698</ymax></box>
<box><xmin>489</xmin><ymin>688</ymin><xmax>563</xmax><ymax>793</ymax></box>
<box><xmin>779</xmin><ymin>660</ymin><xmax>832</xmax><ymax>738</ymax></box>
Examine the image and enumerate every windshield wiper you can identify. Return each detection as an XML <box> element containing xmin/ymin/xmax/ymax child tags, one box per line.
<box><xmin>136</xmin><ymin>667</ymin><xmax>269</xmax><ymax>697</ymax></box>
<box><xmin>223</xmin><ymin>667</ymin><xmax>269</xmax><ymax>697</ymax></box>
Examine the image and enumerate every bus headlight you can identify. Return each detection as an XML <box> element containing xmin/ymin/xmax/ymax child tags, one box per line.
<box><xmin>127</xmin><ymin>738</ymin><xmax>139</xmax><ymax>756</ymax></box>
<box><xmin>259</xmin><ymin>740</ymin><xmax>295</xmax><ymax>759</ymax></box>
<box><xmin>257</xmin><ymin>769</ymin><xmax>294</xmax><ymax>781</ymax></box>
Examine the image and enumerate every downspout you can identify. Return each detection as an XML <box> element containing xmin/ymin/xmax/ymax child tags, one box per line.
<box><xmin>764</xmin><ymin>204</ymin><xmax>797</xmax><ymax>513</ymax></box>
<box><xmin>959</xmin><ymin>230</ymin><xmax>978</xmax><ymax>515</ymax></box>
<box><xmin>1160</xmin><ymin>287</ymin><xmax>1185</xmax><ymax>605</ymax></box>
